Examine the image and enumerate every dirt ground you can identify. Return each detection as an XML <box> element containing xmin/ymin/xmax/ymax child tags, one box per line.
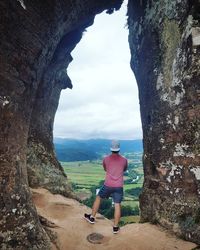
<box><xmin>32</xmin><ymin>188</ymin><xmax>197</xmax><ymax>250</ymax></box>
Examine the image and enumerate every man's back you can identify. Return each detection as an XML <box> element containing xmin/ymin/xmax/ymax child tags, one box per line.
<box><xmin>103</xmin><ymin>153</ymin><xmax>127</xmax><ymax>187</ymax></box>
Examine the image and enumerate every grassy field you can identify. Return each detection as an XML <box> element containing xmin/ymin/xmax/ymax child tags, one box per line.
<box><xmin>62</xmin><ymin>161</ymin><xmax>105</xmax><ymax>188</ymax></box>
<box><xmin>120</xmin><ymin>215</ymin><xmax>140</xmax><ymax>225</ymax></box>
<box><xmin>62</xmin><ymin>160</ymin><xmax>143</xmax><ymax>188</ymax></box>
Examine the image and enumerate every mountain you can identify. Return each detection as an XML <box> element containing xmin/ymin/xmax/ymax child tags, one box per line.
<box><xmin>54</xmin><ymin>138</ymin><xmax>143</xmax><ymax>162</ymax></box>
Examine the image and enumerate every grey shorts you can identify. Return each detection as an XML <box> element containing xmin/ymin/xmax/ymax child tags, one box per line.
<box><xmin>98</xmin><ymin>185</ymin><xmax>123</xmax><ymax>203</ymax></box>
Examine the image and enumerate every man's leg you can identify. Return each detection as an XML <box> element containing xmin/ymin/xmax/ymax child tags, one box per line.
<box><xmin>114</xmin><ymin>203</ymin><xmax>121</xmax><ymax>226</ymax></box>
<box><xmin>91</xmin><ymin>195</ymin><xmax>101</xmax><ymax>217</ymax></box>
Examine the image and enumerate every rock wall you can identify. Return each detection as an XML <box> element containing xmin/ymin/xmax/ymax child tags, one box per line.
<box><xmin>27</xmin><ymin>27</ymin><xmax>81</xmax><ymax>197</ymax></box>
<box><xmin>128</xmin><ymin>0</ymin><xmax>200</xmax><ymax>244</ymax></box>
<box><xmin>0</xmin><ymin>0</ymin><xmax>122</xmax><ymax>248</ymax></box>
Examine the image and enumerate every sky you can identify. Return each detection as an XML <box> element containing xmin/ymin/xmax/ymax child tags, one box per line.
<box><xmin>53</xmin><ymin>1</ymin><xmax>142</xmax><ymax>140</ymax></box>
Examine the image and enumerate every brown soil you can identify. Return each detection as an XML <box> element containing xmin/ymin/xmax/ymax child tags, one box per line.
<box><xmin>32</xmin><ymin>188</ymin><xmax>197</xmax><ymax>250</ymax></box>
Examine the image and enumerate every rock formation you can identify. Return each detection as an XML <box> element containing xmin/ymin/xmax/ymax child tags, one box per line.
<box><xmin>0</xmin><ymin>0</ymin><xmax>199</xmax><ymax>248</ymax></box>
<box><xmin>0</xmin><ymin>0</ymin><xmax>122</xmax><ymax>248</ymax></box>
<box><xmin>128</xmin><ymin>0</ymin><xmax>200</xmax><ymax>244</ymax></box>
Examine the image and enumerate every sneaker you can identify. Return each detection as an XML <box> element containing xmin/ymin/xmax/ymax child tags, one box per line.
<box><xmin>113</xmin><ymin>226</ymin><xmax>120</xmax><ymax>234</ymax></box>
<box><xmin>84</xmin><ymin>213</ymin><xmax>95</xmax><ymax>224</ymax></box>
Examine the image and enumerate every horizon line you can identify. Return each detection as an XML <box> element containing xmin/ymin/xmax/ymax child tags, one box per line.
<box><xmin>53</xmin><ymin>137</ymin><xmax>143</xmax><ymax>141</ymax></box>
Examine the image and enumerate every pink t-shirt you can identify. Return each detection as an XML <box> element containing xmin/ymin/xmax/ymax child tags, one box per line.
<box><xmin>103</xmin><ymin>154</ymin><xmax>128</xmax><ymax>187</ymax></box>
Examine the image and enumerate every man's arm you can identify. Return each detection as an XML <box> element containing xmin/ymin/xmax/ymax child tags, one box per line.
<box><xmin>124</xmin><ymin>159</ymin><xmax>128</xmax><ymax>172</ymax></box>
<box><xmin>103</xmin><ymin>158</ymin><xmax>106</xmax><ymax>171</ymax></box>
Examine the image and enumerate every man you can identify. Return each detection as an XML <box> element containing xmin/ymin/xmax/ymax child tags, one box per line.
<box><xmin>84</xmin><ymin>140</ymin><xmax>128</xmax><ymax>234</ymax></box>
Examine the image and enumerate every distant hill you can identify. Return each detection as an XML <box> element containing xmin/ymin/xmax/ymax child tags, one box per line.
<box><xmin>54</xmin><ymin>138</ymin><xmax>143</xmax><ymax>162</ymax></box>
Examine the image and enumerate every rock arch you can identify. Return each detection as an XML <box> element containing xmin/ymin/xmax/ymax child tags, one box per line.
<box><xmin>0</xmin><ymin>0</ymin><xmax>199</xmax><ymax>248</ymax></box>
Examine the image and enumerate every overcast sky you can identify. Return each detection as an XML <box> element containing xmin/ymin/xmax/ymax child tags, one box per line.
<box><xmin>54</xmin><ymin>1</ymin><xmax>142</xmax><ymax>140</ymax></box>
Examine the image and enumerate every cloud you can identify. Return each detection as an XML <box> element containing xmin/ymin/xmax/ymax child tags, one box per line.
<box><xmin>54</xmin><ymin>1</ymin><xmax>142</xmax><ymax>140</ymax></box>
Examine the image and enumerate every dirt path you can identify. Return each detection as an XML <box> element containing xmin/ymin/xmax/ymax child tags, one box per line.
<box><xmin>32</xmin><ymin>188</ymin><xmax>197</xmax><ymax>250</ymax></box>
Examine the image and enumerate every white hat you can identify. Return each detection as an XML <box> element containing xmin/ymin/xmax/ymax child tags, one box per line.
<box><xmin>110</xmin><ymin>140</ymin><xmax>120</xmax><ymax>152</ymax></box>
